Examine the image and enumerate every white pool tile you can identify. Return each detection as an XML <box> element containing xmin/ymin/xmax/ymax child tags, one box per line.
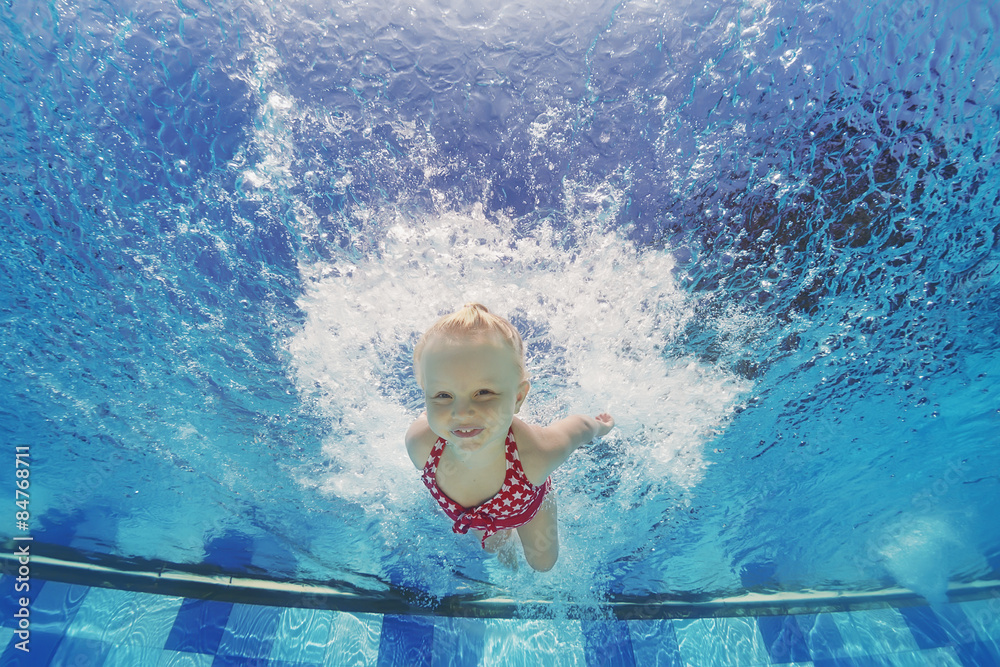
<box><xmin>48</xmin><ymin>633</ymin><xmax>110</xmax><ymax>665</ymax></box>
<box><xmin>830</xmin><ymin>608</ymin><xmax>919</xmax><ymax>657</ymax></box>
<box><xmin>104</xmin><ymin>642</ymin><xmax>176</xmax><ymax>667</ymax></box>
<box><xmin>121</xmin><ymin>592</ymin><xmax>185</xmax><ymax>649</ymax></box>
<box><xmin>947</xmin><ymin>597</ymin><xmax>1000</xmax><ymax>647</ymax></box>
<box><xmin>64</xmin><ymin>586</ymin><xmax>138</xmax><ymax>644</ymax></box>
<box><xmin>673</xmin><ymin>616</ymin><xmax>770</xmax><ymax>666</ymax></box>
<box><xmin>269</xmin><ymin>607</ymin><xmax>336</xmax><ymax>663</ymax></box>
<box><xmin>216</xmin><ymin>602</ymin><xmax>283</xmax><ymax>660</ymax></box>
<box><xmin>887</xmin><ymin>646</ymin><xmax>962</xmax><ymax>666</ymax></box>
<box><xmin>325</xmin><ymin>610</ymin><xmax>381</xmax><ymax>665</ymax></box>
<box><xmin>29</xmin><ymin>581</ymin><xmax>89</xmax><ymax>635</ymax></box>
<box><xmin>482</xmin><ymin>618</ymin><xmax>587</xmax><ymax>666</ymax></box>
<box><xmin>155</xmin><ymin>648</ymin><xmax>216</xmax><ymax>666</ymax></box>
<box><xmin>432</xmin><ymin>616</ymin><xmax>487</xmax><ymax>667</ymax></box>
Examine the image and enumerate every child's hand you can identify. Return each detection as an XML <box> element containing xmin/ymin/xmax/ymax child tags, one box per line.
<box><xmin>594</xmin><ymin>413</ymin><xmax>615</xmax><ymax>438</ymax></box>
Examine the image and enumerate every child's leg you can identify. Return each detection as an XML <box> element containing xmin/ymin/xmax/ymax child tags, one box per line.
<box><xmin>478</xmin><ymin>528</ymin><xmax>513</xmax><ymax>553</ymax></box>
<box><xmin>516</xmin><ymin>494</ymin><xmax>559</xmax><ymax>572</ymax></box>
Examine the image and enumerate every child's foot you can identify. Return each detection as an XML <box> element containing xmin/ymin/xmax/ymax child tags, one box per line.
<box><xmin>496</xmin><ymin>540</ymin><xmax>519</xmax><ymax>571</ymax></box>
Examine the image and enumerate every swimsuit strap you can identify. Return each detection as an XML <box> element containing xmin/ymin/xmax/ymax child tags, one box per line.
<box><xmin>501</xmin><ymin>427</ymin><xmax>533</xmax><ymax>486</ymax></box>
<box><xmin>423</xmin><ymin>427</ymin><xmax>515</xmax><ymax>479</ymax></box>
<box><xmin>423</xmin><ymin>435</ymin><xmax>446</xmax><ymax>479</ymax></box>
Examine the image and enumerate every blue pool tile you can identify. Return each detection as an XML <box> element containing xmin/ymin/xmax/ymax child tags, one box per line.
<box><xmin>797</xmin><ymin>614</ymin><xmax>848</xmax><ymax>661</ymax></box>
<box><xmin>627</xmin><ymin>619</ymin><xmax>683</xmax><ymax>667</ymax></box>
<box><xmin>50</xmin><ymin>634</ymin><xmax>112</xmax><ymax>666</ymax></box>
<box><xmin>953</xmin><ymin>640</ymin><xmax>1000</xmax><ymax>667</ymax></box>
<box><xmin>377</xmin><ymin>614</ymin><xmax>434</xmax><ymax>667</ymax></box>
<box><xmin>899</xmin><ymin>606</ymin><xmax>949</xmax><ymax>650</ymax></box>
<box><xmin>0</xmin><ymin>574</ymin><xmax>43</xmax><ymax>629</ymax></box>
<box><xmin>759</xmin><ymin>615</ymin><xmax>811</xmax><ymax>664</ymax></box>
<box><xmin>24</xmin><ymin>580</ymin><xmax>90</xmax><ymax>635</ymax></box>
<box><xmin>216</xmin><ymin>603</ymin><xmax>281</xmax><ymax>660</ymax></box>
<box><xmin>582</xmin><ymin>619</ymin><xmax>636</xmax><ymax>667</ymax></box>
<box><xmin>0</xmin><ymin>629</ymin><xmax>64</xmax><ymax>666</ymax></box>
<box><xmin>813</xmin><ymin>656</ymin><xmax>893</xmax><ymax>667</ymax></box>
<box><xmin>930</xmin><ymin>601</ymin><xmax>989</xmax><ymax>647</ymax></box>
<box><xmin>431</xmin><ymin>616</ymin><xmax>486</xmax><ymax>666</ymax></box>
<box><xmin>164</xmin><ymin>599</ymin><xmax>233</xmax><ymax>655</ymax></box>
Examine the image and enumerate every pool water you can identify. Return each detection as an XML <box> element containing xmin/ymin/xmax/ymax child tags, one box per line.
<box><xmin>2</xmin><ymin>0</ymin><xmax>1000</xmax><ymax>662</ymax></box>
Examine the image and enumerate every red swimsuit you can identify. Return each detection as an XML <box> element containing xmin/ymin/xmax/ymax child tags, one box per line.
<box><xmin>421</xmin><ymin>427</ymin><xmax>552</xmax><ymax>547</ymax></box>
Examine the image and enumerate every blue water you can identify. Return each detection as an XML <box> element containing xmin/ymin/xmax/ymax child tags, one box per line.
<box><xmin>2</xmin><ymin>0</ymin><xmax>999</xmax><ymax>611</ymax></box>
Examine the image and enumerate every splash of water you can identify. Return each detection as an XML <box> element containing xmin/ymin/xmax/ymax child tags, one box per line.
<box><xmin>284</xmin><ymin>207</ymin><xmax>751</xmax><ymax>592</ymax></box>
<box><xmin>877</xmin><ymin>514</ymin><xmax>986</xmax><ymax>606</ymax></box>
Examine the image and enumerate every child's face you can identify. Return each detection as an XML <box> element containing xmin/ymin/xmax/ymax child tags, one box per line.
<box><xmin>419</xmin><ymin>333</ymin><xmax>529</xmax><ymax>454</ymax></box>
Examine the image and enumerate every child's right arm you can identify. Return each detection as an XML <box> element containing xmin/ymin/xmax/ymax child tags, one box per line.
<box><xmin>547</xmin><ymin>413</ymin><xmax>614</xmax><ymax>449</ymax></box>
<box><xmin>528</xmin><ymin>413</ymin><xmax>615</xmax><ymax>479</ymax></box>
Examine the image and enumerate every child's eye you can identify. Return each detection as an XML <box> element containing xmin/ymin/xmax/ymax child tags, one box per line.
<box><xmin>476</xmin><ymin>389</ymin><xmax>495</xmax><ymax>396</ymax></box>
<box><xmin>432</xmin><ymin>392</ymin><xmax>452</xmax><ymax>400</ymax></box>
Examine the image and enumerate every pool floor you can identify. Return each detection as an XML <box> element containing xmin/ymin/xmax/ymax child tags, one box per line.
<box><xmin>1</xmin><ymin>576</ymin><xmax>999</xmax><ymax>665</ymax></box>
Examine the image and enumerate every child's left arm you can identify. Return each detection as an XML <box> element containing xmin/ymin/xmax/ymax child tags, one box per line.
<box><xmin>534</xmin><ymin>412</ymin><xmax>615</xmax><ymax>473</ymax></box>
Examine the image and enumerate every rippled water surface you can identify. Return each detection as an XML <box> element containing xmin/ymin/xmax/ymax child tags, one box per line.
<box><xmin>2</xmin><ymin>0</ymin><xmax>999</xmax><ymax>606</ymax></box>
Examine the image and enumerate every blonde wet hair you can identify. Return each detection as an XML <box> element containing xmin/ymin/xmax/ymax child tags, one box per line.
<box><xmin>413</xmin><ymin>303</ymin><xmax>528</xmax><ymax>387</ymax></box>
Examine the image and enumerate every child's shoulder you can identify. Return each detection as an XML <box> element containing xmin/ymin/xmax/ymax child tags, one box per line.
<box><xmin>510</xmin><ymin>418</ymin><xmax>557</xmax><ymax>485</ymax></box>
<box><xmin>404</xmin><ymin>415</ymin><xmax>437</xmax><ymax>470</ymax></box>
<box><xmin>510</xmin><ymin>416</ymin><xmax>563</xmax><ymax>455</ymax></box>
<box><xmin>510</xmin><ymin>417</ymin><xmax>543</xmax><ymax>449</ymax></box>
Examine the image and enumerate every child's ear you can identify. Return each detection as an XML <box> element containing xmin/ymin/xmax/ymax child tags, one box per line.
<box><xmin>514</xmin><ymin>380</ymin><xmax>530</xmax><ymax>413</ymax></box>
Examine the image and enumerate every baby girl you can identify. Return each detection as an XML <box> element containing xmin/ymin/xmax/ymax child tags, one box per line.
<box><xmin>405</xmin><ymin>303</ymin><xmax>614</xmax><ymax>571</ymax></box>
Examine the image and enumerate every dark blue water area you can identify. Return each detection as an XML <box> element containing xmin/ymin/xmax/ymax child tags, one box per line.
<box><xmin>272</xmin><ymin>0</ymin><xmax>669</xmax><ymax>223</ymax></box>
<box><xmin>2</xmin><ymin>0</ymin><xmax>1000</xmax><ymax>599</ymax></box>
<box><xmin>0</xmin><ymin>0</ymin><xmax>334</xmax><ymax>572</ymax></box>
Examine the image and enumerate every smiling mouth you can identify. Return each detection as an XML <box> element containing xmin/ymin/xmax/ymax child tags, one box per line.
<box><xmin>452</xmin><ymin>428</ymin><xmax>484</xmax><ymax>438</ymax></box>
